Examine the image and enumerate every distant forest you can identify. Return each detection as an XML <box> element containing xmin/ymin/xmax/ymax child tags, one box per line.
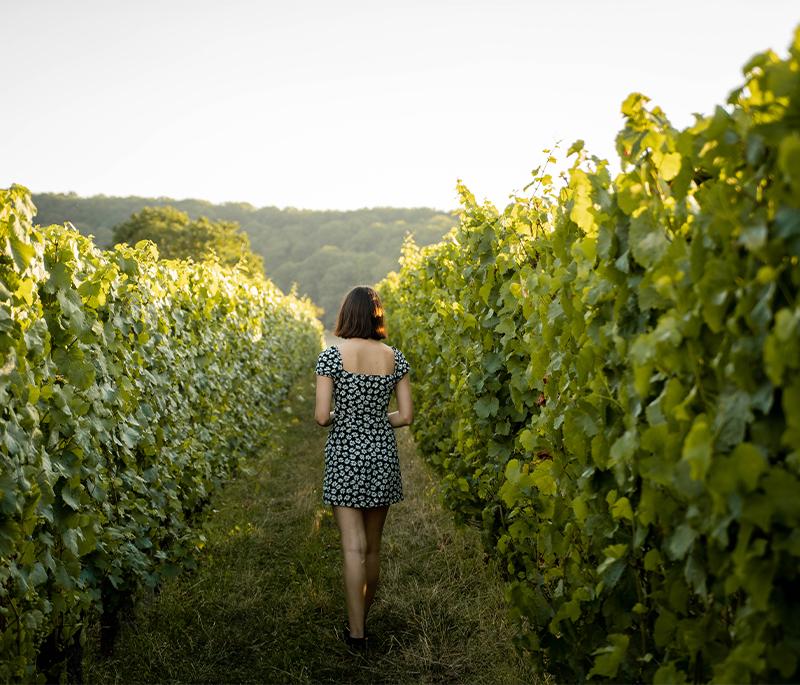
<box><xmin>32</xmin><ymin>193</ymin><xmax>456</xmax><ymax>327</ymax></box>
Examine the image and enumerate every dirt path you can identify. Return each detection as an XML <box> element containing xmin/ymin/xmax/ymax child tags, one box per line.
<box><xmin>84</xmin><ymin>372</ymin><xmax>540</xmax><ymax>684</ymax></box>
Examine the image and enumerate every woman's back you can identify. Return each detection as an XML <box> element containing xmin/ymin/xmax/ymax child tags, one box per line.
<box><xmin>316</xmin><ymin>343</ymin><xmax>408</xmax><ymax>422</ymax></box>
<box><xmin>337</xmin><ymin>339</ymin><xmax>396</xmax><ymax>376</ymax></box>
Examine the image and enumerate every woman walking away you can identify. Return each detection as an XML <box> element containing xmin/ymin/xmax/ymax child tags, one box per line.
<box><xmin>314</xmin><ymin>285</ymin><xmax>413</xmax><ymax>651</ymax></box>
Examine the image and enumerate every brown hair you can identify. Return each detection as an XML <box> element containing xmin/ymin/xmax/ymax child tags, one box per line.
<box><xmin>333</xmin><ymin>286</ymin><xmax>387</xmax><ymax>340</ymax></box>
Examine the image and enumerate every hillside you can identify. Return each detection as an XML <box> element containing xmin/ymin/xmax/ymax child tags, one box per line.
<box><xmin>31</xmin><ymin>192</ymin><xmax>456</xmax><ymax>326</ymax></box>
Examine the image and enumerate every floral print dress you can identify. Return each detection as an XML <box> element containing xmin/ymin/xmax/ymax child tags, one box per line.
<box><xmin>315</xmin><ymin>345</ymin><xmax>410</xmax><ymax>508</ymax></box>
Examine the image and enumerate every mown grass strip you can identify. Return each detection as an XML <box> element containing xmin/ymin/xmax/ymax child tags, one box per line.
<box><xmin>83</xmin><ymin>373</ymin><xmax>541</xmax><ymax>684</ymax></box>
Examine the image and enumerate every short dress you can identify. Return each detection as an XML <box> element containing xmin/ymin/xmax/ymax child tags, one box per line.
<box><xmin>315</xmin><ymin>345</ymin><xmax>411</xmax><ymax>508</ymax></box>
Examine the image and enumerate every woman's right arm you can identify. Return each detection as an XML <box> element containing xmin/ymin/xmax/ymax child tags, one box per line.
<box><xmin>388</xmin><ymin>375</ymin><xmax>413</xmax><ymax>427</ymax></box>
<box><xmin>315</xmin><ymin>375</ymin><xmax>335</xmax><ymax>426</ymax></box>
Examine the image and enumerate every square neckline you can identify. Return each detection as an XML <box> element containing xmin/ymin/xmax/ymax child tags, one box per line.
<box><xmin>333</xmin><ymin>344</ymin><xmax>397</xmax><ymax>378</ymax></box>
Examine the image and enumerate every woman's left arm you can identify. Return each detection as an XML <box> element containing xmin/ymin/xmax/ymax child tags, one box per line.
<box><xmin>315</xmin><ymin>375</ymin><xmax>335</xmax><ymax>426</ymax></box>
<box><xmin>388</xmin><ymin>374</ymin><xmax>413</xmax><ymax>427</ymax></box>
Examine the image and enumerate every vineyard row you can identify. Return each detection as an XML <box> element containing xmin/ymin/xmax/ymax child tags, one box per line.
<box><xmin>0</xmin><ymin>186</ymin><xmax>322</xmax><ymax>682</ymax></box>
<box><xmin>378</xmin><ymin>27</ymin><xmax>800</xmax><ymax>683</ymax></box>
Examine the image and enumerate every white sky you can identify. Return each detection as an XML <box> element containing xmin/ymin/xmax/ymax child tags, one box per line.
<box><xmin>2</xmin><ymin>1</ymin><xmax>798</xmax><ymax>211</ymax></box>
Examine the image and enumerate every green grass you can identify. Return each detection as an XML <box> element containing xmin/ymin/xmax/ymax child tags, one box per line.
<box><xmin>83</xmin><ymin>373</ymin><xmax>542</xmax><ymax>684</ymax></box>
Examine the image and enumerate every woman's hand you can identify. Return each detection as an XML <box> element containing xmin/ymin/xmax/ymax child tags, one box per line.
<box><xmin>387</xmin><ymin>411</ymin><xmax>409</xmax><ymax>427</ymax></box>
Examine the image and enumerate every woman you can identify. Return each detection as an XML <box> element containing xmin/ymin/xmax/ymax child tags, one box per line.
<box><xmin>314</xmin><ymin>285</ymin><xmax>413</xmax><ymax>650</ymax></box>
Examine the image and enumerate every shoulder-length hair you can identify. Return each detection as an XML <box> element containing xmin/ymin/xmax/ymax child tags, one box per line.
<box><xmin>334</xmin><ymin>286</ymin><xmax>387</xmax><ymax>340</ymax></box>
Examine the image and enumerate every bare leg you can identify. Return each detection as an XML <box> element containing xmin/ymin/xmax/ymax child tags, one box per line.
<box><xmin>363</xmin><ymin>505</ymin><xmax>390</xmax><ymax>622</ymax></box>
<box><xmin>333</xmin><ymin>506</ymin><xmax>367</xmax><ymax>638</ymax></box>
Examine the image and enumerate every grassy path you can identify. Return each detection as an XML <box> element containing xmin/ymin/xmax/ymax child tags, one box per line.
<box><xmin>84</xmin><ymin>372</ymin><xmax>539</xmax><ymax>684</ymax></box>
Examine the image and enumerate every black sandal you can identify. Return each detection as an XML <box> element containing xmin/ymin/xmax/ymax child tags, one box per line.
<box><xmin>342</xmin><ymin>621</ymin><xmax>368</xmax><ymax>650</ymax></box>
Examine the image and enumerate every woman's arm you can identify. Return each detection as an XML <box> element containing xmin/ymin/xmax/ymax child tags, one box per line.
<box><xmin>388</xmin><ymin>374</ymin><xmax>413</xmax><ymax>427</ymax></box>
<box><xmin>315</xmin><ymin>375</ymin><xmax>335</xmax><ymax>426</ymax></box>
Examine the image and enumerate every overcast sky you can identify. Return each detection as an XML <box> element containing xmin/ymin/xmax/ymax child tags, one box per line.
<box><xmin>2</xmin><ymin>1</ymin><xmax>798</xmax><ymax>211</ymax></box>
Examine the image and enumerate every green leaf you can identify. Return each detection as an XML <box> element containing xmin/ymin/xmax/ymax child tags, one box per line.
<box><xmin>610</xmin><ymin>430</ymin><xmax>638</xmax><ymax>465</ymax></box>
<box><xmin>654</xmin><ymin>610</ymin><xmax>676</xmax><ymax>647</ymax></box>
<box><xmin>588</xmin><ymin>633</ymin><xmax>629</xmax><ymax>679</ymax></box>
<box><xmin>28</xmin><ymin>562</ymin><xmax>48</xmax><ymax>587</ymax></box>
<box><xmin>567</xmin><ymin>139</ymin><xmax>585</xmax><ymax>157</ymax></box>
<box><xmin>657</xmin><ymin>152</ymin><xmax>682</xmax><ymax>181</ymax></box>
<box><xmin>611</xmin><ymin>497</ymin><xmax>634</xmax><ymax>521</ymax></box>
<box><xmin>644</xmin><ymin>549</ymin><xmax>662</xmax><ymax>571</ymax></box>
<box><xmin>730</xmin><ymin>443</ymin><xmax>767</xmax><ymax>491</ymax></box>
<box><xmin>616</xmin><ymin>179</ymin><xmax>643</xmax><ymax>215</ymax></box>
<box><xmin>685</xmin><ymin>550</ymin><xmax>707</xmax><ymax>597</ymax></box>
<box><xmin>778</xmin><ymin>132</ymin><xmax>800</xmax><ymax>192</ymax></box>
<box><xmin>518</xmin><ymin>428</ymin><xmax>536</xmax><ymax>452</ymax></box>
<box><xmin>668</xmin><ymin>524</ymin><xmax>697</xmax><ymax>560</ymax></box>
<box><xmin>572</xmin><ymin>495</ymin><xmax>589</xmax><ymax>523</ymax></box>
<box><xmin>621</xmin><ymin>92</ymin><xmax>648</xmax><ymax>117</ymax></box>
<box><xmin>60</xmin><ymin>486</ymin><xmax>81</xmax><ymax>510</ymax></box>
<box><xmin>774</xmin><ymin>308</ymin><xmax>798</xmax><ymax>342</ymax></box>
<box><xmin>530</xmin><ymin>461</ymin><xmax>556</xmax><ymax>496</ymax></box>
<box><xmin>8</xmin><ymin>232</ymin><xmax>35</xmax><ymax>271</ymax></box>
<box><xmin>474</xmin><ymin>396</ymin><xmax>499</xmax><ymax>419</ymax></box>
<box><xmin>629</xmin><ymin>214</ymin><xmax>669</xmax><ymax>268</ymax></box>
<box><xmin>714</xmin><ymin>390</ymin><xmax>753</xmax><ymax>451</ymax></box>
<box><xmin>14</xmin><ymin>278</ymin><xmax>35</xmax><ymax>305</ymax></box>
<box><xmin>682</xmin><ymin>414</ymin><xmax>712</xmax><ymax>481</ymax></box>
<box><xmin>603</xmin><ymin>543</ymin><xmax>628</xmax><ymax>560</ymax></box>
<box><xmin>782</xmin><ymin>381</ymin><xmax>800</xmax><ymax>432</ymax></box>
<box><xmin>763</xmin><ymin>468</ymin><xmax>800</xmax><ymax>520</ymax></box>
<box><xmin>737</xmin><ymin>223</ymin><xmax>767</xmax><ymax>251</ymax></box>
<box><xmin>66</xmin><ymin>356</ymin><xmax>96</xmax><ymax>390</ymax></box>
<box><xmin>654</xmin><ymin>660</ymin><xmax>686</xmax><ymax>684</ymax></box>
<box><xmin>47</xmin><ymin>261</ymin><xmax>73</xmax><ymax>291</ymax></box>
<box><xmin>774</xmin><ymin>207</ymin><xmax>800</xmax><ymax>240</ymax></box>
<box><xmin>61</xmin><ymin>528</ymin><xmax>79</xmax><ymax>556</ymax></box>
<box><xmin>697</xmin><ymin>258</ymin><xmax>735</xmax><ymax>332</ymax></box>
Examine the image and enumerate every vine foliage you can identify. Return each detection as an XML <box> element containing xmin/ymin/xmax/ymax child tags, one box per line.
<box><xmin>379</xmin><ymin>27</ymin><xmax>800</xmax><ymax>683</ymax></box>
<box><xmin>0</xmin><ymin>186</ymin><xmax>322</xmax><ymax>681</ymax></box>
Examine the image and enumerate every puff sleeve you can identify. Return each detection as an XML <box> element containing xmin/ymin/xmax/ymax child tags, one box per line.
<box><xmin>315</xmin><ymin>346</ymin><xmax>339</xmax><ymax>378</ymax></box>
<box><xmin>394</xmin><ymin>348</ymin><xmax>410</xmax><ymax>380</ymax></box>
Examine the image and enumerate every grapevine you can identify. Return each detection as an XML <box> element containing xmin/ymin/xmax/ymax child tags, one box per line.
<box><xmin>0</xmin><ymin>186</ymin><xmax>322</xmax><ymax>681</ymax></box>
<box><xmin>379</xmin><ymin>27</ymin><xmax>800</xmax><ymax>683</ymax></box>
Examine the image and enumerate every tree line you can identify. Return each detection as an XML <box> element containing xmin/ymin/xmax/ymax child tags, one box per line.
<box><xmin>32</xmin><ymin>193</ymin><xmax>456</xmax><ymax>327</ymax></box>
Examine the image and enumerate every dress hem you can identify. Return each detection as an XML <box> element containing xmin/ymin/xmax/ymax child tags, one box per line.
<box><xmin>323</xmin><ymin>497</ymin><xmax>404</xmax><ymax>508</ymax></box>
